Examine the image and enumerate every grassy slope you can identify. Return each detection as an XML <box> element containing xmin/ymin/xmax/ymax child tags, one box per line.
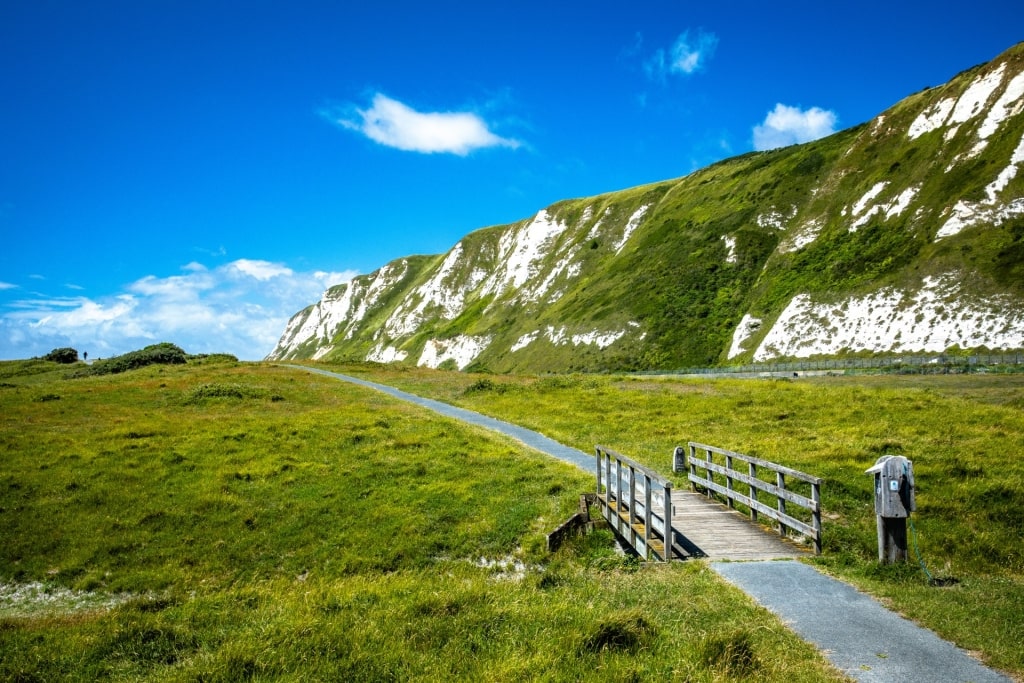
<box><xmin>331</xmin><ymin>362</ymin><xmax>1024</xmax><ymax>678</ymax></box>
<box><xmin>0</xmin><ymin>360</ymin><xmax>846</xmax><ymax>682</ymax></box>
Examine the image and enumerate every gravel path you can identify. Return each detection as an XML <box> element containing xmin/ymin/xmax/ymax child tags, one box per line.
<box><xmin>713</xmin><ymin>560</ymin><xmax>1011</xmax><ymax>682</ymax></box>
<box><xmin>291</xmin><ymin>365</ymin><xmax>595</xmax><ymax>473</ymax></box>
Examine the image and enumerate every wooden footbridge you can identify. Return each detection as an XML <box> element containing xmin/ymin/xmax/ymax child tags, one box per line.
<box><xmin>591</xmin><ymin>443</ymin><xmax>823</xmax><ymax>561</ymax></box>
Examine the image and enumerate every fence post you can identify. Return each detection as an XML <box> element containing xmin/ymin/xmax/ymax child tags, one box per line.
<box><xmin>749</xmin><ymin>461</ymin><xmax>758</xmax><ymax>522</ymax></box>
<box><xmin>689</xmin><ymin>443</ymin><xmax>697</xmax><ymax>491</ymax></box>
<box><xmin>725</xmin><ymin>454</ymin><xmax>735</xmax><ymax>508</ymax></box>
<box><xmin>595</xmin><ymin>447</ymin><xmax>602</xmax><ymax>497</ymax></box>
<box><xmin>606</xmin><ymin>456</ymin><xmax>614</xmax><ymax>516</ymax></box>
<box><xmin>705</xmin><ymin>447</ymin><xmax>713</xmax><ymax>498</ymax></box>
<box><xmin>663</xmin><ymin>480</ymin><xmax>673</xmax><ymax>561</ymax></box>
<box><xmin>628</xmin><ymin>465</ymin><xmax>637</xmax><ymax>554</ymax></box>
<box><xmin>644</xmin><ymin>474</ymin><xmax>653</xmax><ymax>561</ymax></box>
<box><xmin>776</xmin><ymin>471</ymin><xmax>787</xmax><ymax>537</ymax></box>
<box><xmin>812</xmin><ymin>481</ymin><xmax>822</xmax><ymax>555</ymax></box>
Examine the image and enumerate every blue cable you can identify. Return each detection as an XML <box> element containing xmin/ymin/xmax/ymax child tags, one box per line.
<box><xmin>908</xmin><ymin>514</ymin><xmax>934</xmax><ymax>582</ymax></box>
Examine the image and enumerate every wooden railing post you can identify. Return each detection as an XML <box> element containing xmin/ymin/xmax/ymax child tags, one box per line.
<box><xmin>628</xmin><ymin>465</ymin><xmax>638</xmax><ymax>555</ymax></box>
<box><xmin>812</xmin><ymin>481</ymin><xmax>822</xmax><ymax>555</ymax></box>
<box><xmin>644</xmin><ymin>474</ymin><xmax>653</xmax><ymax>561</ymax></box>
<box><xmin>776</xmin><ymin>471</ymin><xmax>787</xmax><ymax>537</ymax></box>
<box><xmin>663</xmin><ymin>480</ymin><xmax>673</xmax><ymax>561</ymax></box>
<box><xmin>606</xmin><ymin>452</ymin><xmax>613</xmax><ymax>507</ymax></box>
<box><xmin>725</xmin><ymin>454</ymin><xmax>735</xmax><ymax>509</ymax></box>
<box><xmin>705</xmin><ymin>447</ymin><xmax>713</xmax><ymax>498</ymax></box>
<box><xmin>749</xmin><ymin>461</ymin><xmax>758</xmax><ymax>522</ymax></box>
<box><xmin>689</xmin><ymin>443</ymin><xmax>697</xmax><ymax>490</ymax></box>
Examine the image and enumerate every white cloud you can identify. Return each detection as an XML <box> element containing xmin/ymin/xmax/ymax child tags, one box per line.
<box><xmin>670</xmin><ymin>30</ymin><xmax>718</xmax><ymax>74</ymax></box>
<box><xmin>334</xmin><ymin>93</ymin><xmax>521</xmax><ymax>156</ymax></box>
<box><xmin>753</xmin><ymin>103</ymin><xmax>838</xmax><ymax>151</ymax></box>
<box><xmin>228</xmin><ymin>258</ymin><xmax>294</xmax><ymax>281</ymax></box>
<box><xmin>0</xmin><ymin>260</ymin><xmax>358</xmax><ymax>361</ymax></box>
<box><xmin>645</xmin><ymin>29</ymin><xmax>718</xmax><ymax>80</ymax></box>
<box><xmin>0</xmin><ymin>282</ymin><xmax>16</xmax><ymax>290</ymax></box>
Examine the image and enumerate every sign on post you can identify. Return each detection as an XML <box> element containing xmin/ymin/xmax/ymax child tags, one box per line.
<box><xmin>865</xmin><ymin>455</ymin><xmax>916</xmax><ymax>564</ymax></box>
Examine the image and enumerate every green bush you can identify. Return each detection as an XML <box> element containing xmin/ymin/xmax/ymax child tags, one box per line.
<box><xmin>83</xmin><ymin>343</ymin><xmax>188</xmax><ymax>376</ymax></box>
<box><xmin>43</xmin><ymin>347</ymin><xmax>79</xmax><ymax>364</ymax></box>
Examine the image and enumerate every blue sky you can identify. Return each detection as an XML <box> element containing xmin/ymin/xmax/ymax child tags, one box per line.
<box><xmin>2</xmin><ymin>1</ymin><xmax>1022</xmax><ymax>360</ymax></box>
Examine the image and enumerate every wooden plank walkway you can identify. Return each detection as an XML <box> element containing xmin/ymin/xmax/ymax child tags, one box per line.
<box><xmin>670</xmin><ymin>490</ymin><xmax>810</xmax><ymax>560</ymax></box>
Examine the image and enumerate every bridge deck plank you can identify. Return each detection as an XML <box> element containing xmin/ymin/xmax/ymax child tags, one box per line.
<box><xmin>670</xmin><ymin>490</ymin><xmax>809</xmax><ymax>560</ymax></box>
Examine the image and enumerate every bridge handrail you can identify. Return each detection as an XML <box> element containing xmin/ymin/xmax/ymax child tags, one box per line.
<box><xmin>595</xmin><ymin>445</ymin><xmax>676</xmax><ymax>561</ymax></box>
<box><xmin>677</xmin><ymin>441</ymin><xmax>822</xmax><ymax>555</ymax></box>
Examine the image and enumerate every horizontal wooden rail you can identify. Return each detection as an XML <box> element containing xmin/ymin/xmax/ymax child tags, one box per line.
<box><xmin>675</xmin><ymin>442</ymin><xmax>822</xmax><ymax>554</ymax></box>
<box><xmin>595</xmin><ymin>445</ymin><xmax>676</xmax><ymax>562</ymax></box>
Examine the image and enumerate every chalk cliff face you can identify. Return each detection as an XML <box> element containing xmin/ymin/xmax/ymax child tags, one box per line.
<box><xmin>269</xmin><ymin>43</ymin><xmax>1024</xmax><ymax>372</ymax></box>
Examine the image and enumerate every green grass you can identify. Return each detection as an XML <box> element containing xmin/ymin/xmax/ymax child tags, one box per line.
<box><xmin>0</xmin><ymin>360</ymin><xmax>847</xmax><ymax>681</ymax></box>
<box><xmin>326</xmin><ymin>361</ymin><xmax>1024</xmax><ymax>677</ymax></box>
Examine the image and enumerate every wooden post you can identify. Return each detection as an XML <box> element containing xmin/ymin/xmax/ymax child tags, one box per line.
<box><xmin>725</xmin><ymin>454</ymin><xmax>735</xmax><ymax>509</ymax></box>
<box><xmin>663</xmin><ymin>480</ymin><xmax>673</xmax><ymax>561</ymax></box>
<box><xmin>689</xmin><ymin>443</ymin><xmax>697</xmax><ymax>491</ymax></box>
<box><xmin>628</xmin><ymin>464</ymin><xmax>637</xmax><ymax>553</ymax></box>
<box><xmin>705</xmin><ymin>448</ymin><xmax>713</xmax><ymax>499</ymax></box>
<box><xmin>776</xmin><ymin>472</ymin><xmax>787</xmax><ymax>537</ymax></box>
<box><xmin>877</xmin><ymin>516</ymin><xmax>908</xmax><ymax>563</ymax></box>
<box><xmin>749</xmin><ymin>461</ymin><xmax>758</xmax><ymax>522</ymax></box>
<box><xmin>610</xmin><ymin>458</ymin><xmax>618</xmax><ymax>524</ymax></box>
<box><xmin>811</xmin><ymin>482</ymin><xmax>822</xmax><ymax>555</ymax></box>
<box><xmin>644</xmin><ymin>474</ymin><xmax>652</xmax><ymax>561</ymax></box>
<box><xmin>605</xmin><ymin>453</ymin><xmax>613</xmax><ymax>509</ymax></box>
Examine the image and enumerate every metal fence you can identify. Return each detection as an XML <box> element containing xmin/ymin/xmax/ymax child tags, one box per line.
<box><xmin>651</xmin><ymin>352</ymin><xmax>1024</xmax><ymax>377</ymax></box>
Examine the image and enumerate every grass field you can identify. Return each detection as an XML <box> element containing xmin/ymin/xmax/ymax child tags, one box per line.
<box><xmin>322</xmin><ymin>362</ymin><xmax>1024</xmax><ymax>679</ymax></box>
<box><xmin>0</xmin><ymin>358</ymin><xmax>849</xmax><ymax>681</ymax></box>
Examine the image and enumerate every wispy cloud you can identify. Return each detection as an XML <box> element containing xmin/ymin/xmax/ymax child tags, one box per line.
<box><xmin>753</xmin><ymin>104</ymin><xmax>837</xmax><ymax>150</ymax></box>
<box><xmin>0</xmin><ymin>260</ymin><xmax>357</xmax><ymax>361</ymax></box>
<box><xmin>329</xmin><ymin>93</ymin><xmax>521</xmax><ymax>156</ymax></box>
<box><xmin>645</xmin><ymin>29</ymin><xmax>719</xmax><ymax>81</ymax></box>
<box><xmin>0</xmin><ymin>282</ymin><xmax>16</xmax><ymax>291</ymax></box>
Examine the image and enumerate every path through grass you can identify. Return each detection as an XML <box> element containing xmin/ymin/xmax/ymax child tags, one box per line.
<box><xmin>0</xmin><ymin>359</ymin><xmax>848</xmax><ymax>681</ymax></box>
<box><xmin>329</xmin><ymin>362</ymin><xmax>1024</xmax><ymax>678</ymax></box>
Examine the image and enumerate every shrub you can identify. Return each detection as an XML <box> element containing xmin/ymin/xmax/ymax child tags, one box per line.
<box><xmin>84</xmin><ymin>343</ymin><xmax>188</xmax><ymax>376</ymax></box>
<box><xmin>43</xmin><ymin>347</ymin><xmax>78</xmax><ymax>364</ymax></box>
<box><xmin>183</xmin><ymin>383</ymin><xmax>270</xmax><ymax>404</ymax></box>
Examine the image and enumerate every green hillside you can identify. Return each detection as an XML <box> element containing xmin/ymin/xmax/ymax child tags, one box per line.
<box><xmin>270</xmin><ymin>43</ymin><xmax>1024</xmax><ymax>373</ymax></box>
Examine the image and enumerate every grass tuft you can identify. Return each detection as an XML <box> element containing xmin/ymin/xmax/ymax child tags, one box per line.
<box><xmin>580</xmin><ymin>609</ymin><xmax>655</xmax><ymax>654</ymax></box>
<box><xmin>701</xmin><ymin>630</ymin><xmax>760</xmax><ymax>676</ymax></box>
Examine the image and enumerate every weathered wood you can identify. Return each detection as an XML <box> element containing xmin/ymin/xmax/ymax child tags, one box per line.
<box><xmin>547</xmin><ymin>494</ymin><xmax>595</xmax><ymax>552</ymax></box>
<box><xmin>595</xmin><ymin>446</ymin><xmax>675</xmax><ymax>562</ymax></box>
<box><xmin>547</xmin><ymin>512</ymin><xmax>587</xmax><ymax>552</ymax></box>
<box><xmin>688</xmin><ymin>442</ymin><xmax>823</xmax><ymax>485</ymax></box>
<box><xmin>684</xmin><ymin>442</ymin><xmax>823</xmax><ymax>554</ymax></box>
<box><xmin>598</xmin><ymin>443</ymin><xmax>818</xmax><ymax>562</ymax></box>
<box><xmin>877</xmin><ymin>515</ymin><xmax>909</xmax><ymax>563</ymax></box>
<box><xmin>688</xmin><ymin>458</ymin><xmax>819</xmax><ymax>511</ymax></box>
<box><xmin>687</xmin><ymin>475</ymin><xmax>819</xmax><ymax>538</ymax></box>
<box><xmin>671</xmin><ymin>490</ymin><xmax>808</xmax><ymax>560</ymax></box>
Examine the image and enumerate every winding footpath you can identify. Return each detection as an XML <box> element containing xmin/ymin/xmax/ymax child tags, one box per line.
<box><xmin>289</xmin><ymin>365</ymin><xmax>1012</xmax><ymax>683</ymax></box>
<box><xmin>292</xmin><ymin>366</ymin><xmax>594</xmax><ymax>472</ymax></box>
